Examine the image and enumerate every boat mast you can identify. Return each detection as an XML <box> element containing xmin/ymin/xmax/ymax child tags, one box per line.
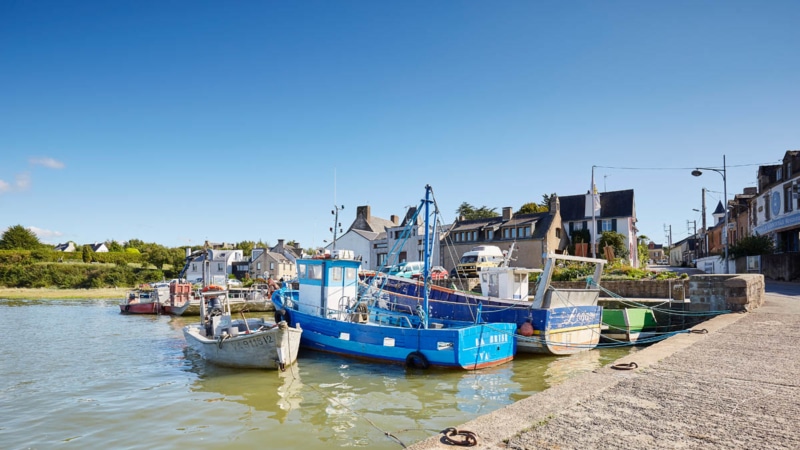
<box><xmin>421</xmin><ymin>185</ymin><xmax>433</xmax><ymax>330</ymax></box>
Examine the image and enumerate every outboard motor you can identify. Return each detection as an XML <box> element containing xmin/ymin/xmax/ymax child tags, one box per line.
<box><xmin>208</xmin><ymin>296</ymin><xmax>223</xmax><ymax>316</ymax></box>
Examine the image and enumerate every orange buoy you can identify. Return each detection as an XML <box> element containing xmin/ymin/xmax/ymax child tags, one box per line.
<box><xmin>518</xmin><ymin>320</ymin><xmax>534</xmax><ymax>337</ymax></box>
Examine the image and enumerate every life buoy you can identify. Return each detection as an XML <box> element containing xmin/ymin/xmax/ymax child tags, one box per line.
<box><xmin>405</xmin><ymin>351</ymin><xmax>429</xmax><ymax>369</ymax></box>
<box><xmin>202</xmin><ymin>284</ymin><xmax>224</xmax><ymax>292</ymax></box>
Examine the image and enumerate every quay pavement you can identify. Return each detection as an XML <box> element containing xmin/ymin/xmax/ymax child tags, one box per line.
<box><xmin>408</xmin><ymin>280</ymin><xmax>800</xmax><ymax>450</ymax></box>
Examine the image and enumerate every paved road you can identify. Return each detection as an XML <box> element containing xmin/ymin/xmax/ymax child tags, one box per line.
<box><xmin>409</xmin><ymin>280</ymin><xmax>800</xmax><ymax>450</ymax></box>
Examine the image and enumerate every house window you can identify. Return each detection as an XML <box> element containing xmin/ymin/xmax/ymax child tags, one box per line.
<box><xmin>399</xmin><ymin>252</ymin><xmax>407</xmax><ymax>263</ymax></box>
<box><xmin>218</xmin><ymin>263</ymin><xmax>223</xmax><ymax>271</ymax></box>
<box><xmin>418</xmin><ymin>250</ymin><xmax>423</xmax><ymax>260</ymax></box>
<box><xmin>256</xmin><ymin>262</ymin><xmax>261</xmax><ymax>270</ymax></box>
<box><xmin>601</xmin><ymin>220</ymin><xmax>613</xmax><ymax>232</ymax></box>
<box><xmin>765</xmin><ymin>195</ymin><xmax>771</xmax><ymax>220</ymax></box>
<box><xmin>269</xmin><ymin>262</ymin><xmax>275</xmax><ymax>270</ymax></box>
<box><xmin>377</xmin><ymin>253</ymin><xmax>387</xmax><ymax>266</ymax></box>
<box><xmin>472</xmin><ymin>231</ymin><xmax>478</xmax><ymax>241</ymax></box>
<box><xmin>487</xmin><ymin>230</ymin><xmax>494</xmax><ymax>240</ymax></box>
<box><xmin>785</xmin><ymin>185</ymin><xmax>794</xmax><ymax>213</ymax></box>
<box><xmin>556</xmin><ymin>228</ymin><xmax>561</xmax><ymax>238</ymax></box>
<box><xmin>518</xmin><ymin>227</ymin><xmax>530</xmax><ymax>237</ymax></box>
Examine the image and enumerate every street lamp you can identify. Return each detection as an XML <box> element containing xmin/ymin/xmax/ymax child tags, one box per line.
<box><xmin>691</xmin><ymin>155</ymin><xmax>728</xmax><ymax>273</ymax></box>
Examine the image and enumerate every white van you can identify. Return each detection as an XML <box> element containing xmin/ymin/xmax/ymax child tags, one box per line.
<box><xmin>456</xmin><ymin>246</ymin><xmax>505</xmax><ymax>277</ymax></box>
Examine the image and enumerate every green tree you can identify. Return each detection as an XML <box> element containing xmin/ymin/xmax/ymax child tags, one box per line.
<box><xmin>540</xmin><ymin>193</ymin><xmax>557</xmax><ymax>208</ymax></box>
<box><xmin>237</xmin><ymin>240</ymin><xmax>255</xmax><ymax>257</ymax></box>
<box><xmin>599</xmin><ymin>231</ymin><xmax>630</xmax><ymax>261</ymax></box>
<box><xmin>637</xmin><ymin>235</ymin><xmax>650</xmax><ymax>266</ymax></box>
<box><xmin>107</xmin><ymin>240</ymin><xmax>124</xmax><ymax>252</ymax></box>
<box><xmin>727</xmin><ymin>234</ymin><xmax>775</xmax><ymax>259</ymax></box>
<box><xmin>0</xmin><ymin>225</ymin><xmax>43</xmax><ymax>250</ymax></box>
<box><xmin>82</xmin><ymin>244</ymin><xmax>93</xmax><ymax>263</ymax></box>
<box><xmin>125</xmin><ymin>239</ymin><xmax>145</xmax><ymax>252</ymax></box>
<box><xmin>518</xmin><ymin>202</ymin><xmax>547</xmax><ymax>214</ymax></box>
<box><xmin>143</xmin><ymin>246</ymin><xmax>171</xmax><ymax>270</ymax></box>
<box><xmin>456</xmin><ymin>202</ymin><xmax>499</xmax><ymax>220</ymax></box>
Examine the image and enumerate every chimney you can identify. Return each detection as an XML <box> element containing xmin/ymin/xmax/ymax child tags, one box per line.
<box><xmin>502</xmin><ymin>207</ymin><xmax>513</xmax><ymax>221</ymax></box>
<box><xmin>549</xmin><ymin>196</ymin><xmax>560</xmax><ymax>215</ymax></box>
<box><xmin>277</xmin><ymin>239</ymin><xmax>285</xmax><ymax>248</ymax></box>
<box><xmin>357</xmin><ymin>205</ymin><xmax>371</xmax><ymax>220</ymax></box>
<box><xmin>390</xmin><ymin>215</ymin><xmax>399</xmax><ymax>225</ymax></box>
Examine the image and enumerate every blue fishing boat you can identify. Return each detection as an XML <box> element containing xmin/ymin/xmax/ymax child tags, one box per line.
<box><xmin>369</xmin><ymin>251</ymin><xmax>606</xmax><ymax>356</ymax></box>
<box><xmin>271</xmin><ymin>185</ymin><xmax>517</xmax><ymax>370</ymax></box>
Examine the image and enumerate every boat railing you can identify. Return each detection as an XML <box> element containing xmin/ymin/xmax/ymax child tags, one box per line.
<box><xmin>370</xmin><ymin>312</ymin><xmax>415</xmax><ymax>328</ymax></box>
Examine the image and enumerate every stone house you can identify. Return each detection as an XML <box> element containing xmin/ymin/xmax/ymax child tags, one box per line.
<box><xmin>248</xmin><ymin>239</ymin><xmax>300</xmax><ymax>281</ymax></box>
<box><xmin>439</xmin><ymin>197</ymin><xmax>566</xmax><ymax>273</ymax></box>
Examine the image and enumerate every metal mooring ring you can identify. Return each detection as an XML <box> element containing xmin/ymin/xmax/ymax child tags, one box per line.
<box><xmin>611</xmin><ymin>362</ymin><xmax>638</xmax><ymax>370</ymax></box>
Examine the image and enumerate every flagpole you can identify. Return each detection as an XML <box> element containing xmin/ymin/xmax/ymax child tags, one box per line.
<box><xmin>589</xmin><ymin>166</ymin><xmax>597</xmax><ymax>258</ymax></box>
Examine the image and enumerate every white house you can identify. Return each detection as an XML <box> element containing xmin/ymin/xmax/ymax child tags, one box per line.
<box><xmin>183</xmin><ymin>249</ymin><xmax>245</xmax><ymax>284</ymax></box>
<box><xmin>559</xmin><ymin>189</ymin><xmax>639</xmax><ymax>267</ymax></box>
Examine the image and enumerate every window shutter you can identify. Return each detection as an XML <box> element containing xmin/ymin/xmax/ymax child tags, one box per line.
<box><xmin>612</xmin><ymin>219</ymin><xmax>617</xmax><ymax>232</ymax></box>
<box><xmin>582</xmin><ymin>221</ymin><xmax>587</xmax><ymax>230</ymax></box>
<box><xmin>596</xmin><ymin>220</ymin><xmax>601</xmax><ymax>233</ymax></box>
<box><xmin>569</xmin><ymin>222</ymin><xmax>574</xmax><ymax>233</ymax></box>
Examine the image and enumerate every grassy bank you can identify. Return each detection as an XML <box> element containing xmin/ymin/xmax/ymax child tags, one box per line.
<box><xmin>0</xmin><ymin>287</ymin><xmax>129</xmax><ymax>300</ymax></box>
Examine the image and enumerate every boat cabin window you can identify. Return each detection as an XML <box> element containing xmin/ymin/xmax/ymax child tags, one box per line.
<box><xmin>308</xmin><ymin>264</ymin><xmax>323</xmax><ymax>280</ymax></box>
<box><xmin>331</xmin><ymin>267</ymin><xmax>343</xmax><ymax>281</ymax></box>
<box><xmin>297</xmin><ymin>263</ymin><xmax>307</xmax><ymax>278</ymax></box>
<box><xmin>346</xmin><ymin>267</ymin><xmax>356</xmax><ymax>280</ymax></box>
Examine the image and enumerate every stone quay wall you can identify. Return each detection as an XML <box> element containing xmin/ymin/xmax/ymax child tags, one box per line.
<box><xmin>550</xmin><ymin>279</ymin><xmax>688</xmax><ymax>299</ymax></box>
<box><xmin>688</xmin><ymin>274</ymin><xmax>765</xmax><ymax>312</ymax></box>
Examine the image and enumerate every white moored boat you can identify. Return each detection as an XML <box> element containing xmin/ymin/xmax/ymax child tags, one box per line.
<box><xmin>183</xmin><ymin>290</ymin><xmax>302</xmax><ymax>370</ymax></box>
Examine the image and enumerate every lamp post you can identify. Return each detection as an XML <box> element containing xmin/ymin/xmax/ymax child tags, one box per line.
<box><xmin>691</xmin><ymin>155</ymin><xmax>728</xmax><ymax>273</ymax></box>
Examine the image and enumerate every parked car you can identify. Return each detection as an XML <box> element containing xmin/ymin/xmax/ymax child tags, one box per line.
<box><xmin>388</xmin><ymin>261</ymin><xmax>425</xmax><ymax>279</ymax></box>
<box><xmin>227</xmin><ymin>279</ymin><xmax>243</xmax><ymax>287</ymax></box>
<box><xmin>410</xmin><ymin>266</ymin><xmax>448</xmax><ymax>280</ymax></box>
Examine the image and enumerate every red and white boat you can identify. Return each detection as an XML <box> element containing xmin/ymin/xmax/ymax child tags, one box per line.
<box><xmin>119</xmin><ymin>282</ymin><xmax>194</xmax><ymax>315</ymax></box>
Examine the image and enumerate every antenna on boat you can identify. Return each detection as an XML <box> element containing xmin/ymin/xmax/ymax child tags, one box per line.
<box><xmin>330</xmin><ymin>205</ymin><xmax>344</xmax><ymax>252</ymax></box>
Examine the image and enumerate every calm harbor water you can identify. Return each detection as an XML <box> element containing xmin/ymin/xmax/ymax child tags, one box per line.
<box><xmin>0</xmin><ymin>298</ymin><xmax>636</xmax><ymax>449</ymax></box>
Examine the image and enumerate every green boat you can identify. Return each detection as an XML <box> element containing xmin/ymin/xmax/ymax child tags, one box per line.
<box><xmin>601</xmin><ymin>308</ymin><xmax>659</xmax><ymax>343</ymax></box>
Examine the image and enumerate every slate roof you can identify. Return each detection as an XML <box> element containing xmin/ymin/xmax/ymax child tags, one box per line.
<box><xmin>448</xmin><ymin>211</ymin><xmax>553</xmax><ymax>240</ymax></box>
<box><xmin>351</xmin><ymin>229</ymin><xmax>381</xmax><ymax>241</ymax></box>
<box><xmin>348</xmin><ymin>205</ymin><xmax>397</xmax><ymax>233</ymax></box>
<box><xmin>559</xmin><ymin>189</ymin><xmax>635</xmax><ymax>221</ymax></box>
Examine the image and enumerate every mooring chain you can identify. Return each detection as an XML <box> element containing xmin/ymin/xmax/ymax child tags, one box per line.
<box><xmin>440</xmin><ymin>427</ymin><xmax>478</xmax><ymax>447</ymax></box>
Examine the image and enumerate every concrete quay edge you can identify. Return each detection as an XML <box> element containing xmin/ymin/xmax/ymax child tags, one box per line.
<box><xmin>406</xmin><ymin>311</ymin><xmax>749</xmax><ymax>450</ymax></box>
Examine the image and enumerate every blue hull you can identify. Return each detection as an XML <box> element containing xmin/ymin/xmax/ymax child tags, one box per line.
<box><xmin>374</xmin><ymin>278</ymin><xmax>603</xmax><ymax>355</ymax></box>
<box><xmin>279</xmin><ymin>298</ymin><xmax>516</xmax><ymax>369</ymax></box>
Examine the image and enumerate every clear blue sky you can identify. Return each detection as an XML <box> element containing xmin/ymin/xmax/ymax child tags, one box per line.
<box><xmin>2</xmin><ymin>1</ymin><xmax>798</xmax><ymax>250</ymax></box>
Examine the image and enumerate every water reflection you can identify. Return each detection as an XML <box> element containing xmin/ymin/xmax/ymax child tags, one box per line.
<box><xmin>0</xmin><ymin>300</ymin><xmax>637</xmax><ymax>450</ymax></box>
<box><xmin>176</xmin><ymin>346</ymin><xmax>634</xmax><ymax>448</ymax></box>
